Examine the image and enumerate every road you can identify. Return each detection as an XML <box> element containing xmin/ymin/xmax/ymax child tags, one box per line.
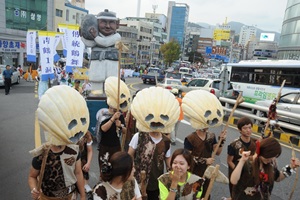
<box><xmin>0</xmin><ymin>77</ymin><xmax>299</xmax><ymax>199</ymax></box>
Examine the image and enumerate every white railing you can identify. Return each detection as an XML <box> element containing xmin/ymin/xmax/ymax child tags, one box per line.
<box><xmin>219</xmin><ymin>97</ymin><xmax>300</xmax><ymax>132</ymax></box>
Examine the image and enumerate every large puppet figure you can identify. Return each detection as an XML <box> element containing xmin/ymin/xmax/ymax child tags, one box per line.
<box><xmin>81</xmin><ymin>9</ymin><xmax>121</xmax><ymax>95</ymax></box>
<box><xmin>28</xmin><ymin>85</ymin><xmax>90</xmax><ymax>200</ymax></box>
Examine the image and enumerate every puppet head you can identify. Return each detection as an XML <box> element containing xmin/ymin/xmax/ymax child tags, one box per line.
<box><xmin>131</xmin><ymin>87</ymin><xmax>180</xmax><ymax>133</ymax></box>
<box><xmin>182</xmin><ymin>90</ymin><xmax>223</xmax><ymax>129</ymax></box>
<box><xmin>96</xmin><ymin>9</ymin><xmax>119</xmax><ymax>36</ymax></box>
<box><xmin>37</xmin><ymin>85</ymin><xmax>90</xmax><ymax>145</ymax></box>
<box><xmin>105</xmin><ymin>76</ymin><xmax>131</xmax><ymax>112</ymax></box>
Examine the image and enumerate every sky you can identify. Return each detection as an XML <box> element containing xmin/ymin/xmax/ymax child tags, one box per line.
<box><xmin>84</xmin><ymin>0</ymin><xmax>288</xmax><ymax>33</ymax></box>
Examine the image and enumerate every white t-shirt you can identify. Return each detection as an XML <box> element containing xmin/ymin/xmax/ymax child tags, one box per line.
<box><xmin>133</xmin><ymin>178</ymin><xmax>142</xmax><ymax>199</ymax></box>
<box><xmin>129</xmin><ymin>132</ymin><xmax>171</xmax><ymax>158</ymax></box>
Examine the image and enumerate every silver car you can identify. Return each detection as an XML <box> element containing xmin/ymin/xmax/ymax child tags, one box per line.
<box><xmin>179</xmin><ymin>78</ymin><xmax>239</xmax><ymax>99</ymax></box>
<box><xmin>255</xmin><ymin>92</ymin><xmax>300</xmax><ymax>125</ymax></box>
<box><xmin>0</xmin><ymin>65</ymin><xmax>21</xmax><ymax>86</ymax></box>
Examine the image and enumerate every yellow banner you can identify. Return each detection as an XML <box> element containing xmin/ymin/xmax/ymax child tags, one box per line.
<box><xmin>73</xmin><ymin>67</ymin><xmax>89</xmax><ymax>80</ymax></box>
<box><xmin>213</xmin><ymin>29</ymin><xmax>230</xmax><ymax>41</ymax></box>
<box><xmin>38</xmin><ymin>31</ymin><xmax>57</xmax><ymax>37</ymax></box>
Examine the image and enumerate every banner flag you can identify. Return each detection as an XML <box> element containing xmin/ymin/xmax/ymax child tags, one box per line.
<box><xmin>26</xmin><ymin>30</ymin><xmax>37</xmax><ymax>62</ymax></box>
<box><xmin>58</xmin><ymin>24</ymin><xmax>68</xmax><ymax>57</ymax></box>
<box><xmin>54</xmin><ymin>33</ymin><xmax>63</xmax><ymax>62</ymax></box>
<box><xmin>38</xmin><ymin>31</ymin><xmax>56</xmax><ymax>81</ymax></box>
<box><xmin>65</xmin><ymin>24</ymin><xmax>84</xmax><ymax>73</ymax></box>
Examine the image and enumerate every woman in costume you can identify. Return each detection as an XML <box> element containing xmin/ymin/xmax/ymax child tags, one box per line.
<box><xmin>231</xmin><ymin>137</ymin><xmax>300</xmax><ymax>200</ymax></box>
<box><xmin>158</xmin><ymin>148</ymin><xmax>205</xmax><ymax>200</ymax></box>
<box><xmin>93</xmin><ymin>151</ymin><xmax>135</xmax><ymax>199</ymax></box>
<box><xmin>28</xmin><ymin>85</ymin><xmax>89</xmax><ymax>200</ymax></box>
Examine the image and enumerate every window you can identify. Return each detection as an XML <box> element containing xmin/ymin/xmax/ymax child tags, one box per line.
<box><xmin>56</xmin><ymin>9</ymin><xmax>63</xmax><ymax>17</ymax></box>
<box><xmin>66</xmin><ymin>9</ymin><xmax>69</xmax><ymax>21</ymax></box>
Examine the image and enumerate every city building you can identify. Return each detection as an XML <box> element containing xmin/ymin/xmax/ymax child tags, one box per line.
<box><xmin>166</xmin><ymin>1</ymin><xmax>189</xmax><ymax>58</ymax></box>
<box><xmin>0</xmin><ymin>0</ymin><xmax>87</xmax><ymax>68</ymax></box>
<box><xmin>238</xmin><ymin>25</ymin><xmax>257</xmax><ymax>47</ymax></box>
<box><xmin>120</xmin><ymin>16</ymin><xmax>166</xmax><ymax>66</ymax></box>
<box><xmin>278</xmin><ymin>0</ymin><xmax>300</xmax><ymax>60</ymax></box>
<box><xmin>244</xmin><ymin>37</ymin><xmax>278</xmax><ymax>60</ymax></box>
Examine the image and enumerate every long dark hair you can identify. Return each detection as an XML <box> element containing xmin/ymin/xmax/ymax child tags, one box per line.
<box><xmin>101</xmin><ymin>151</ymin><xmax>133</xmax><ymax>183</ymax></box>
<box><xmin>252</xmin><ymin>137</ymin><xmax>281</xmax><ymax>185</ymax></box>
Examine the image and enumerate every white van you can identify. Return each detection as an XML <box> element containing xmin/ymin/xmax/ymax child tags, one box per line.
<box><xmin>179</xmin><ymin>67</ymin><xmax>192</xmax><ymax>75</ymax></box>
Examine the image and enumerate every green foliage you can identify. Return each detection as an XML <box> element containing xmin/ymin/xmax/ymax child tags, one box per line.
<box><xmin>160</xmin><ymin>40</ymin><xmax>181</xmax><ymax>67</ymax></box>
<box><xmin>187</xmin><ymin>51</ymin><xmax>205</xmax><ymax>64</ymax></box>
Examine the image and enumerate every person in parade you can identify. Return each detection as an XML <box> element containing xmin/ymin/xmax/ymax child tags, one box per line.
<box><xmin>2</xmin><ymin>64</ymin><xmax>13</xmax><ymax>95</ymax></box>
<box><xmin>158</xmin><ymin>148</ymin><xmax>206</xmax><ymax>200</ymax></box>
<box><xmin>80</xmin><ymin>9</ymin><xmax>121</xmax><ymax>95</ymax></box>
<box><xmin>93</xmin><ymin>151</ymin><xmax>135</xmax><ymax>200</ymax></box>
<box><xmin>230</xmin><ymin>137</ymin><xmax>300</xmax><ymax>200</ymax></box>
<box><xmin>73</xmin><ymin>79</ymin><xmax>83</xmax><ymax>94</ymax></box>
<box><xmin>28</xmin><ymin>85</ymin><xmax>89</xmax><ymax>200</ymax></box>
<box><xmin>36</xmin><ymin>65</ymin><xmax>49</xmax><ymax>100</ymax></box>
<box><xmin>227</xmin><ymin>117</ymin><xmax>257</xmax><ymax>197</ymax></box>
<box><xmin>182</xmin><ymin>90</ymin><xmax>226</xmax><ymax>199</ymax></box>
<box><xmin>170</xmin><ymin>88</ymin><xmax>184</xmax><ymax>146</ymax></box>
<box><xmin>97</xmin><ymin>77</ymin><xmax>130</xmax><ymax>172</ymax></box>
<box><xmin>123</xmin><ymin>90</ymin><xmax>140</xmax><ymax>152</ymax></box>
<box><xmin>128</xmin><ymin>87</ymin><xmax>180</xmax><ymax>200</ymax></box>
<box><xmin>76</xmin><ymin>130</ymin><xmax>93</xmax><ymax>195</ymax></box>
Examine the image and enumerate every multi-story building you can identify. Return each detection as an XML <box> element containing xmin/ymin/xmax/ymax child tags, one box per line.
<box><xmin>117</xmin><ymin>25</ymin><xmax>138</xmax><ymax>68</ymax></box>
<box><xmin>278</xmin><ymin>0</ymin><xmax>300</xmax><ymax>60</ymax></box>
<box><xmin>120</xmin><ymin>16</ymin><xmax>166</xmax><ymax>66</ymax></box>
<box><xmin>243</xmin><ymin>36</ymin><xmax>278</xmax><ymax>60</ymax></box>
<box><xmin>238</xmin><ymin>25</ymin><xmax>257</xmax><ymax>47</ymax></box>
<box><xmin>0</xmin><ymin>0</ymin><xmax>87</xmax><ymax>68</ymax></box>
<box><xmin>166</xmin><ymin>1</ymin><xmax>189</xmax><ymax>57</ymax></box>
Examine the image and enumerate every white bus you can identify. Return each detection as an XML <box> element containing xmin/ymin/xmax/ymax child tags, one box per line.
<box><xmin>224</xmin><ymin>60</ymin><xmax>300</xmax><ymax>103</ymax></box>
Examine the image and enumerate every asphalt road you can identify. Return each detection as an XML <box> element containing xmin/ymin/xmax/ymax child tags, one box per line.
<box><xmin>0</xmin><ymin>77</ymin><xmax>299</xmax><ymax>200</ymax></box>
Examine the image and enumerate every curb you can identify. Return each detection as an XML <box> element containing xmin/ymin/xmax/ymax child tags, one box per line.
<box><xmin>224</xmin><ymin>116</ymin><xmax>300</xmax><ymax>148</ymax></box>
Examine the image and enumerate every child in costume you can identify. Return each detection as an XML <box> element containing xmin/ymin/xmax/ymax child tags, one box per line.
<box><xmin>28</xmin><ymin>85</ymin><xmax>89</xmax><ymax>200</ymax></box>
<box><xmin>182</xmin><ymin>90</ymin><xmax>226</xmax><ymax>199</ymax></box>
<box><xmin>128</xmin><ymin>87</ymin><xmax>180</xmax><ymax>200</ymax></box>
<box><xmin>231</xmin><ymin>137</ymin><xmax>300</xmax><ymax>200</ymax></box>
<box><xmin>93</xmin><ymin>151</ymin><xmax>135</xmax><ymax>199</ymax></box>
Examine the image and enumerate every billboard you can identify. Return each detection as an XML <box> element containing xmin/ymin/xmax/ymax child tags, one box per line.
<box><xmin>260</xmin><ymin>33</ymin><xmax>275</xmax><ymax>41</ymax></box>
<box><xmin>213</xmin><ymin>29</ymin><xmax>230</xmax><ymax>41</ymax></box>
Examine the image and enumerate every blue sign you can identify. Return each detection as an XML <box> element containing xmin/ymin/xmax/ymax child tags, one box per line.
<box><xmin>206</xmin><ymin>46</ymin><xmax>212</xmax><ymax>54</ymax></box>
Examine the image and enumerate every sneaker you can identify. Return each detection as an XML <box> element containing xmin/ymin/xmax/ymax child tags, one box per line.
<box><xmin>171</xmin><ymin>142</ymin><xmax>176</xmax><ymax>146</ymax></box>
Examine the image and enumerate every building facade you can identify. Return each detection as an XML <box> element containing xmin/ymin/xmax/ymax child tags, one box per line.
<box><xmin>238</xmin><ymin>25</ymin><xmax>257</xmax><ymax>47</ymax></box>
<box><xmin>0</xmin><ymin>0</ymin><xmax>87</xmax><ymax>68</ymax></box>
<box><xmin>166</xmin><ymin>1</ymin><xmax>189</xmax><ymax>57</ymax></box>
<box><xmin>278</xmin><ymin>0</ymin><xmax>300</xmax><ymax>59</ymax></box>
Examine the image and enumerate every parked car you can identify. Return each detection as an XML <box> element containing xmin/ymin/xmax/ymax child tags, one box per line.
<box><xmin>254</xmin><ymin>92</ymin><xmax>300</xmax><ymax>125</ymax></box>
<box><xmin>157</xmin><ymin>78</ymin><xmax>183</xmax><ymax>92</ymax></box>
<box><xmin>179</xmin><ymin>78</ymin><xmax>239</xmax><ymax>99</ymax></box>
<box><xmin>0</xmin><ymin>65</ymin><xmax>21</xmax><ymax>86</ymax></box>
<box><xmin>141</xmin><ymin>68</ymin><xmax>165</xmax><ymax>84</ymax></box>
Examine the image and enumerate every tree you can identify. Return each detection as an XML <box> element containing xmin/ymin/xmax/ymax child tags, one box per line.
<box><xmin>187</xmin><ymin>51</ymin><xmax>205</xmax><ymax>64</ymax></box>
<box><xmin>160</xmin><ymin>40</ymin><xmax>181</xmax><ymax>67</ymax></box>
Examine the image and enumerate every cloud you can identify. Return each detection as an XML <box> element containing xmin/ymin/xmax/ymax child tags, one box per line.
<box><xmin>85</xmin><ymin>0</ymin><xmax>287</xmax><ymax>32</ymax></box>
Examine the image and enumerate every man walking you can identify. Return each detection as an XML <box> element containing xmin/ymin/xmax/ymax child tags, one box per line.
<box><xmin>2</xmin><ymin>65</ymin><xmax>13</xmax><ymax>95</ymax></box>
